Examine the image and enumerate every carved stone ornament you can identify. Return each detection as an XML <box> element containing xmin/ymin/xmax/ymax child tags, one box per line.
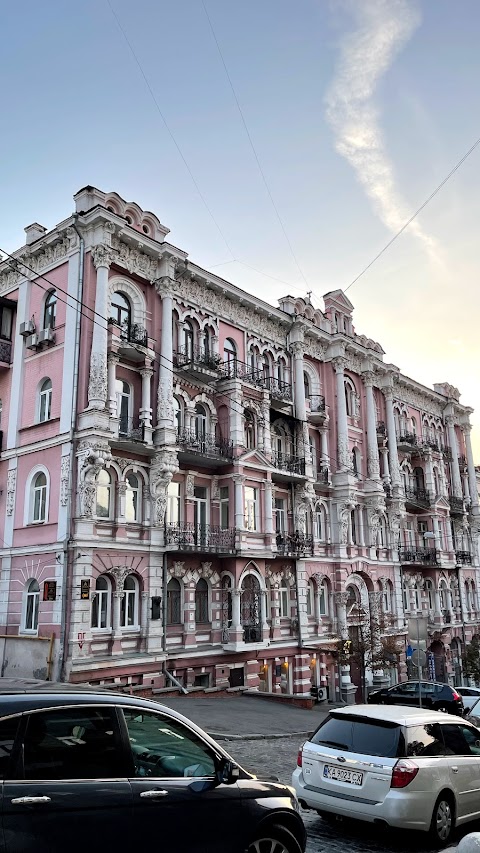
<box><xmin>60</xmin><ymin>456</ymin><xmax>70</xmax><ymax>507</ymax></box>
<box><xmin>211</xmin><ymin>477</ymin><xmax>219</xmax><ymax>500</ymax></box>
<box><xmin>6</xmin><ymin>470</ymin><xmax>16</xmax><ymax>516</ymax></box>
<box><xmin>154</xmin><ymin>276</ymin><xmax>178</xmax><ymax>299</ymax></box>
<box><xmin>91</xmin><ymin>244</ymin><xmax>114</xmax><ymax>270</ymax></box>
<box><xmin>303</xmin><ymin>337</ymin><xmax>327</xmax><ymax>361</ymax></box>
<box><xmin>168</xmin><ymin>561</ymin><xmax>185</xmax><ymax>580</ymax></box>
<box><xmin>367</xmin><ymin>447</ymin><xmax>381</xmax><ymax>478</ymax></box>
<box><xmin>157</xmin><ymin>376</ymin><xmax>174</xmax><ymax>422</ymax></box>
<box><xmin>0</xmin><ymin>229</ymin><xmax>76</xmax><ymax>293</ymax></box>
<box><xmin>334</xmin><ymin>592</ymin><xmax>349</xmax><ymax>607</ymax></box>
<box><xmin>78</xmin><ymin>482</ymin><xmax>97</xmax><ymax>518</ymax></box>
<box><xmin>88</xmin><ymin>352</ymin><xmax>108</xmax><ymax>406</ymax></box>
<box><xmin>150</xmin><ymin>451</ymin><xmax>179</xmax><ymax>526</ymax></box>
<box><xmin>338</xmin><ymin>434</ymin><xmax>351</xmax><ymax>470</ymax></box>
<box><xmin>108</xmin><ymin>566</ymin><xmax>134</xmax><ymax>588</ymax></box>
<box><xmin>111</xmin><ymin>236</ymin><xmax>159</xmax><ymax>280</ymax></box>
<box><xmin>394</xmin><ymin>382</ymin><xmax>443</xmax><ymax>418</ymax></box>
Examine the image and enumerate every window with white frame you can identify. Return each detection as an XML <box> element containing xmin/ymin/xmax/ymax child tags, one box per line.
<box><xmin>194</xmin><ymin>404</ymin><xmax>207</xmax><ymax>440</ymax></box>
<box><xmin>306</xmin><ymin>578</ymin><xmax>315</xmax><ymax>616</ymax></box>
<box><xmin>116</xmin><ymin>380</ymin><xmax>132</xmax><ymax>435</ymax></box>
<box><xmin>350</xmin><ymin>509</ymin><xmax>357</xmax><ymax>543</ymax></box>
<box><xmin>439</xmin><ymin>582</ymin><xmax>447</xmax><ymax>611</ymax></box>
<box><xmin>244</xmin><ymin>486</ymin><xmax>258</xmax><ymax>531</ymax></box>
<box><xmin>378</xmin><ymin>516</ymin><xmax>388</xmax><ymax>547</ymax></box>
<box><xmin>223</xmin><ymin>338</ymin><xmax>237</xmax><ymax>370</ymax></box>
<box><xmin>219</xmin><ymin>486</ymin><xmax>229</xmax><ymax>529</ymax></box>
<box><xmin>183</xmin><ymin>320</ymin><xmax>194</xmax><ymax>360</ymax></box>
<box><xmin>402</xmin><ymin>581</ymin><xmax>409</xmax><ymax>611</ymax></box>
<box><xmin>309</xmin><ymin>436</ymin><xmax>317</xmax><ymax>472</ymax></box>
<box><xmin>279</xmin><ymin>582</ymin><xmax>290</xmax><ymax>618</ymax></box>
<box><xmin>23</xmin><ymin>579</ymin><xmax>40</xmax><ymax>632</ymax></box>
<box><xmin>344</xmin><ymin>378</ymin><xmax>357</xmax><ymax>418</ymax></box>
<box><xmin>346</xmin><ymin>585</ymin><xmax>359</xmax><ymax>616</ymax></box>
<box><xmin>425</xmin><ymin>580</ymin><xmax>434</xmax><ymax>612</ymax></box>
<box><xmin>274</xmin><ymin>497</ymin><xmax>286</xmax><ymax>533</ymax></box>
<box><xmin>413</xmin><ymin>583</ymin><xmax>420</xmax><ymax>611</ymax></box>
<box><xmin>111</xmin><ymin>291</ymin><xmax>131</xmax><ymax>327</ymax></box>
<box><xmin>96</xmin><ymin>469</ymin><xmax>112</xmax><ymax>519</ymax></box>
<box><xmin>91</xmin><ymin>575</ymin><xmax>111</xmax><ymax>629</ymax></box>
<box><xmin>319</xmin><ymin>580</ymin><xmax>328</xmax><ymax>615</ymax></box>
<box><xmin>314</xmin><ymin>504</ymin><xmax>326</xmax><ymax>541</ymax></box>
<box><xmin>352</xmin><ymin>447</ymin><xmax>361</xmax><ymax>478</ymax></box>
<box><xmin>121</xmin><ymin>575</ymin><xmax>139</xmax><ymax>628</ymax></box>
<box><xmin>38</xmin><ymin>379</ymin><xmax>52</xmax><ymax>423</ymax></box>
<box><xmin>167</xmin><ymin>481</ymin><xmax>181</xmax><ymax>525</ymax></box>
<box><xmin>303</xmin><ymin>372</ymin><xmax>310</xmax><ymax>401</ymax></box>
<box><xmin>382</xmin><ymin>581</ymin><xmax>393</xmax><ymax>613</ymax></box>
<box><xmin>125</xmin><ymin>472</ymin><xmax>140</xmax><ymax>523</ymax></box>
<box><xmin>31</xmin><ymin>472</ymin><xmax>48</xmax><ymax>523</ymax></box>
<box><xmin>43</xmin><ymin>290</ymin><xmax>57</xmax><ymax>330</ymax></box>
<box><xmin>195</xmin><ymin>578</ymin><xmax>209</xmax><ymax>623</ymax></box>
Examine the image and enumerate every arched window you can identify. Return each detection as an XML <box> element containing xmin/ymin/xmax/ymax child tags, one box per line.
<box><xmin>425</xmin><ymin>579</ymin><xmax>434</xmax><ymax>612</ymax></box>
<box><xmin>173</xmin><ymin>396</ymin><xmax>183</xmax><ymax>433</ymax></box>
<box><xmin>194</xmin><ymin>403</ymin><xmax>207</xmax><ymax>440</ymax></box>
<box><xmin>244</xmin><ymin>409</ymin><xmax>256</xmax><ymax>450</ymax></box>
<box><xmin>411</xmin><ymin>417</ymin><xmax>417</xmax><ymax>438</ymax></box>
<box><xmin>38</xmin><ymin>379</ymin><xmax>52</xmax><ymax>423</ymax></box>
<box><xmin>350</xmin><ymin>509</ymin><xmax>357</xmax><ymax>543</ymax></box>
<box><xmin>31</xmin><ymin>472</ymin><xmax>48</xmax><ymax>523</ymax></box>
<box><xmin>346</xmin><ymin>585</ymin><xmax>360</xmax><ymax>616</ymax></box>
<box><xmin>116</xmin><ymin>380</ymin><xmax>132</xmax><ymax>434</ymax></box>
<box><xmin>382</xmin><ymin>580</ymin><xmax>393</xmax><ymax>613</ymax></box>
<box><xmin>91</xmin><ymin>575</ymin><xmax>111</xmax><ymax>629</ymax></box>
<box><xmin>223</xmin><ymin>338</ymin><xmax>236</xmax><ymax>365</ymax></box>
<box><xmin>344</xmin><ymin>379</ymin><xmax>357</xmax><ymax>418</ymax></box>
<box><xmin>43</xmin><ymin>290</ymin><xmax>57</xmax><ymax>330</ymax></box>
<box><xmin>125</xmin><ymin>473</ymin><xmax>140</xmax><ymax>523</ymax></box>
<box><xmin>121</xmin><ymin>575</ymin><xmax>139</xmax><ymax>628</ymax></box>
<box><xmin>314</xmin><ymin>504</ymin><xmax>327</xmax><ymax>541</ymax></box>
<box><xmin>202</xmin><ymin>327</ymin><xmax>211</xmax><ymax>357</ymax></box>
<box><xmin>433</xmin><ymin>467</ymin><xmax>440</xmax><ymax>496</ymax></box>
<box><xmin>378</xmin><ymin>515</ymin><xmax>388</xmax><ymax>547</ymax></box>
<box><xmin>111</xmin><ymin>291</ymin><xmax>131</xmax><ymax>327</ymax></box>
<box><xmin>23</xmin><ymin>579</ymin><xmax>40</xmax><ymax>632</ymax></box>
<box><xmin>303</xmin><ymin>372</ymin><xmax>310</xmax><ymax>401</ymax></box>
<box><xmin>195</xmin><ymin>578</ymin><xmax>209</xmax><ymax>623</ymax></box>
<box><xmin>96</xmin><ymin>469</ymin><xmax>112</xmax><ymax>519</ymax></box>
<box><xmin>414</xmin><ymin>466</ymin><xmax>425</xmax><ymax>492</ymax></box>
<box><xmin>309</xmin><ymin>436</ymin><xmax>317</xmax><ymax>473</ymax></box>
<box><xmin>183</xmin><ymin>321</ymin><xmax>194</xmax><ymax>360</ymax></box>
<box><xmin>277</xmin><ymin>359</ymin><xmax>287</xmax><ymax>383</ymax></box>
<box><xmin>167</xmin><ymin>578</ymin><xmax>181</xmax><ymax>624</ymax></box>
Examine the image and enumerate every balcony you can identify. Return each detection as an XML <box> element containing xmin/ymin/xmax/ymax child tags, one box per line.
<box><xmin>165</xmin><ymin>523</ymin><xmax>236</xmax><ymax>554</ymax></box>
<box><xmin>271</xmin><ymin>451</ymin><xmax>306</xmax><ymax>479</ymax></box>
<box><xmin>404</xmin><ymin>487</ymin><xmax>431</xmax><ymax>509</ymax></box>
<box><xmin>449</xmin><ymin>495</ymin><xmax>464</xmax><ymax>515</ymax></box>
<box><xmin>456</xmin><ymin>550</ymin><xmax>472</xmax><ymax>565</ymax></box>
<box><xmin>458</xmin><ymin>455</ymin><xmax>468</xmax><ymax>472</ymax></box>
<box><xmin>217</xmin><ymin>360</ymin><xmax>292</xmax><ymax>405</ymax></box>
<box><xmin>307</xmin><ymin>396</ymin><xmax>327</xmax><ymax>424</ymax></box>
<box><xmin>275</xmin><ymin>532</ymin><xmax>314</xmax><ymax>557</ymax></box>
<box><xmin>176</xmin><ymin>428</ymin><xmax>234</xmax><ymax>463</ymax></box>
<box><xmin>174</xmin><ymin>346</ymin><xmax>223</xmax><ymax>379</ymax></box>
<box><xmin>376</xmin><ymin>421</ymin><xmax>386</xmax><ymax>442</ymax></box>
<box><xmin>421</xmin><ymin>434</ymin><xmax>444</xmax><ymax>453</ymax></box>
<box><xmin>397</xmin><ymin>432</ymin><xmax>417</xmax><ymax>452</ymax></box>
<box><xmin>243</xmin><ymin>625</ymin><xmax>263</xmax><ymax>643</ymax></box>
<box><xmin>0</xmin><ymin>339</ymin><xmax>12</xmax><ymax>367</ymax></box>
<box><xmin>109</xmin><ymin>320</ymin><xmax>149</xmax><ymax>362</ymax></box>
<box><xmin>315</xmin><ymin>466</ymin><xmax>330</xmax><ymax>485</ymax></box>
<box><xmin>118</xmin><ymin>416</ymin><xmax>145</xmax><ymax>442</ymax></box>
<box><xmin>399</xmin><ymin>547</ymin><xmax>438</xmax><ymax>566</ymax></box>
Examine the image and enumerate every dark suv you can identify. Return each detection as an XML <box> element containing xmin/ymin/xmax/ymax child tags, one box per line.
<box><xmin>368</xmin><ymin>680</ymin><xmax>464</xmax><ymax>715</ymax></box>
<box><xmin>0</xmin><ymin>679</ymin><xmax>306</xmax><ymax>853</ymax></box>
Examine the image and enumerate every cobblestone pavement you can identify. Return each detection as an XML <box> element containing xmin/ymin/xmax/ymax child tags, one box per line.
<box><xmin>226</xmin><ymin>736</ymin><xmax>479</xmax><ymax>853</ymax></box>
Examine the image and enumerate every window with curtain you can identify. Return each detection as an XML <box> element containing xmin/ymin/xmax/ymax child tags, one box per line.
<box><xmin>125</xmin><ymin>472</ymin><xmax>140</xmax><ymax>522</ymax></box>
<box><xmin>91</xmin><ymin>576</ymin><xmax>111</xmax><ymax>629</ymax></box>
<box><xmin>195</xmin><ymin>579</ymin><xmax>209</xmax><ymax>623</ymax></box>
<box><xmin>32</xmin><ymin>472</ymin><xmax>47</xmax><ymax>523</ymax></box>
<box><xmin>38</xmin><ymin>378</ymin><xmax>52</xmax><ymax>422</ymax></box>
<box><xmin>23</xmin><ymin>579</ymin><xmax>40</xmax><ymax>632</ymax></box>
<box><xmin>96</xmin><ymin>469</ymin><xmax>112</xmax><ymax>519</ymax></box>
<box><xmin>43</xmin><ymin>290</ymin><xmax>57</xmax><ymax>330</ymax></box>
<box><xmin>121</xmin><ymin>575</ymin><xmax>139</xmax><ymax>628</ymax></box>
<box><xmin>167</xmin><ymin>578</ymin><xmax>181</xmax><ymax>624</ymax></box>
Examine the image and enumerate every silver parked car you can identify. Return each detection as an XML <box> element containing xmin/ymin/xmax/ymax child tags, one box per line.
<box><xmin>292</xmin><ymin>704</ymin><xmax>480</xmax><ymax>846</ymax></box>
<box><xmin>455</xmin><ymin>686</ymin><xmax>480</xmax><ymax>712</ymax></box>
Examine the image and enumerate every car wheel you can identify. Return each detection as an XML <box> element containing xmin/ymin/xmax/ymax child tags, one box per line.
<box><xmin>429</xmin><ymin>793</ymin><xmax>455</xmax><ymax>846</ymax></box>
<box><xmin>247</xmin><ymin>824</ymin><xmax>303</xmax><ymax>853</ymax></box>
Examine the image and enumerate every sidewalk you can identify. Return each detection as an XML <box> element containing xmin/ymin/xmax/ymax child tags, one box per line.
<box><xmin>160</xmin><ymin>694</ymin><xmax>333</xmax><ymax>739</ymax></box>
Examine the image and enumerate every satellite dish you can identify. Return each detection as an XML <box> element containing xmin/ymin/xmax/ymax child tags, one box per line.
<box><xmin>411</xmin><ymin>649</ymin><xmax>427</xmax><ymax>668</ymax></box>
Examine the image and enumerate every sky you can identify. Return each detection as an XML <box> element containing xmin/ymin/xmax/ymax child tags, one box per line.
<box><xmin>1</xmin><ymin>0</ymin><xmax>479</xmax><ymax>458</ymax></box>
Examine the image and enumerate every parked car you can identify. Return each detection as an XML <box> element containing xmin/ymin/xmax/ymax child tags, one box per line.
<box><xmin>292</xmin><ymin>704</ymin><xmax>480</xmax><ymax>846</ymax></box>
<box><xmin>465</xmin><ymin>696</ymin><xmax>480</xmax><ymax>726</ymax></box>
<box><xmin>455</xmin><ymin>686</ymin><xmax>480</xmax><ymax>712</ymax></box>
<box><xmin>0</xmin><ymin>678</ymin><xmax>306</xmax><ymax>853</ymax></box>
<box><xmin>368</xmin><ymin>681</ymin><xmax>464</xmax><ymax>715</ymax></box>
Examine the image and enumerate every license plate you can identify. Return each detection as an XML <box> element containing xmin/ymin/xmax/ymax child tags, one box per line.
<box><xmin>323</xmin><ymin>764</ymin><xmax>363</xmax><ymax>785</ymax></box>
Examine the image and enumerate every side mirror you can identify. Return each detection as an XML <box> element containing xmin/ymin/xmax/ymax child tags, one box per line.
<box><xmin>217</xmin><ymin>757</ymin><xmax>240</xmax><ymax>785</ymax></box>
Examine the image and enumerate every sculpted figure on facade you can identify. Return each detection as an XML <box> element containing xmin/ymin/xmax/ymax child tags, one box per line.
<box><xmin>150</xmin><ymin>450</ymin><xmax>179</xmax><ymax>526</ymax></box>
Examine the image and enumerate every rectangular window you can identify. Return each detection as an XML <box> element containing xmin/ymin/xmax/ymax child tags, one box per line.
<box><xmin>315</xmin><ymin>511</ymin><xmax>323</xmax><ymax>541</ymax></box>
<box><xmin>279</xmin><ymin>587</ymin><xmax>289</xmax><ymax>617</ymax></box>
<box><xmin>219</xmin><ymin>486</ymin><xmax>229</xmax><ymax>530</ymax></box>
<box><xmin>33</xmin><ymin>485</ymin><xmax>47</xmax><ymax>523</ymax></box>
<box><xmin>274</xmin><ymin>498</ymin><xmax>286</xmax><ymax>533</ymax></box>
<box><xmin>319</xmin><ymin>586</ymin><xmax>327</xmax><ymax>615</ymax></box>
<box><xmin>167</xmin><ymin>482</ymin><xmax>181</xmax><ymax>525</ymax></box>
<box><xmin>244</xmin><ymin>486</ymin><xmax>258</xmax><ymax>531</ymax></box>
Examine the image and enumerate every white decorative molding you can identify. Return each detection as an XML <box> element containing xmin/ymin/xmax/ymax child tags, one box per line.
<box><xmin>6</xmin><ymin>470</ymin><xmax>16</xmax><ymax>516</ymax></box>
<box><xmin>393</xmin><ymin>383</ymin><xmax>444</xmax><ymax>417</ymax></box>
<box><xmin>0</xmin><ymin>229</ymin><xmax>76</xmax><ymax>292</ymax></box>
<box><xmin>111</xmin><ymin>236</ymin><xmax>158</xmax><ymax>280</ymax></box>
<box><xmin>60</xmin><ymin>456</ymin><xmax>70</xmax><ymax>507</ymax></box>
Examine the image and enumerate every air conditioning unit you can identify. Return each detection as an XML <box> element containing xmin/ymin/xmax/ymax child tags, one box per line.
<box><xmin>19</xmin><ymin>319</ymin><xmax>35</xmax><ymax>337</ymax></box>
<box><xmin>37</xmin><ymin>328</ymin><xmax>55</xmax><ymax>345</ymax></box>
<box><xmin>26</xmin><ymin>334</ymin><xmax>39</xmax><ymax>350</ymax></box>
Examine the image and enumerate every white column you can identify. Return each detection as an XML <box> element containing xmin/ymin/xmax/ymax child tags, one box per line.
<box><xmin>154</xmin><ymin>277</ymin><xmax>175</xmax><ymax>442</ymax></box>
<box><xmin>232</xmin><ymin>589</ymin><xmax>242</xmax><ymax>630</ymax></box>
<box><xmin>292</xmin><ymin>342</ymin><xmax>307</xmax><ymax>421</ymax></box>
<box><xmin>141</xmin><ymin>591</ymin><xmax>149</xmax><ymax>638</ymax></box>
<box><xmin>113</xmin><ymin>591</ymin><xmax>124</xmax><ymax>639</ymax></box>
<box><xmin>333</xmin><ymin>357</ymin><xmax>349</xmax><ymax>470</ymax></box>
<box><xmin>107</xmin><ymin>353</ymin><xmax>119</xmax><ymax>417</ymax></box>
<box><xmin>383</xmin><ymin>386</ymin><xmax>401</xmax><ymax>490</ymax></box>
<box><xmin>424</xmin><ymin>450</ymin><xmax>434</xmax><ymax>495</ymax></box>
<box><xmin>358</xmin><ymin>506</ymin><xmax>365</xmax><ymax>547</ymax></box>
<box><xmin>261</xmin><ymin>394</ymin><xmax>271</xmax><ymax>456</ymax></box>
<box><xmin>446</xmin><ymin>415</ymin><xmax>462</xmax><ymax>498</ymax></box>
<box><xmin>88</xmin><ymin>245</ymin><xmax>112</xmax><ymax>409</ymax></box>
<box><xmin>432</xmin><ymin>515</ymin><xmax>441</xmax><ymax>552</ymax></box>
<box><xmin>233</xmin><ymin>475</ymin><xmax>245</xmax><ymax>531</ymax></box>
<box><xmin>363</xmin><ymin>372</ymin><xmax>381</xmax><ymax>481</ymax></box>
<box><xmin>320</xmin><ymin>428</ymin><xmax>329</xmax><ymax>467</ymax></box>
<box><xmin>463</xmin><ymin>424</ymin><xmax>480</xmax><ymax>511</ymax></box>
<box><xmin>264</xmin><ymin>480</ymin><xmax>273</xmax><ymax>535</ymax></box>
<box><xmin>140</xmin><ymin>366</ymin><xmax>153</xmax><ymax>426</ymax></box>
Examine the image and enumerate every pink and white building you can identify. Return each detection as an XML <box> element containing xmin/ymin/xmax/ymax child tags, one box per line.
<box><xmin>0</xmin><ymin>185</ymin><xmax>478</xmax><ymax>698</ymax></box>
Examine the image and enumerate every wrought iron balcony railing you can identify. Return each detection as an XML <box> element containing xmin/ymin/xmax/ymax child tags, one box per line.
<box><xmin>118</xmin><ymin>416</ymin><xmax>145</xmax><ymax>441</ymax></box>
<box><xmin>243</xmin><ymin>625</ymin><xmax>262</xmax><ymax>643</ymax></box>
<box><xmin>308</xmin><ymin>396</ymin><xmax>326</xmax><ymax>413</ymax></box>
<box><xmin>174</xmin><ymin>346</ymin><xmax>223</xmax><ymax>372</ymax></box>
<box><xmin>456</xmin><ymin>550</ymin><xmax>472</xmax><ymax>565</ymax></box>
<box><xmin>397</xmin><ymin>432</ymin><xmax>417</xmax><ymax>447</ymax></box>
<box><xmin>165</xmin><ymin>523</ymin><xmax>236</xmax><ymax>553</ymax></box>
<box><xmin>121</xmin><ymin>322</ymin><xmax>148</xmax><ymax>347</ymax></box>
<box><xmin>0</xmin><ymin>339</ymin><xmax>12</xmax><ymax>364</ymax></box>
<box><xmin>218</xmin><ymin>359</ymin><xmax>292</xmax><ymax>399</ymax></box>
<box><xmin>275</xmin><ymin>532</ymin><xmax>314</xmax><ymax>557</ymax></box>
<box><xmin>404</xmin><ymin>487</ymin><xmax>431</xmax><ymax>507</ymax></box>
<box><xmin>449</xmin><ymin>495</ymin><xmax>464</xmax><ymax>514</ymax></box>
<box><xmin>271</xmin><ymin>452</ymin><xmax>306</xmax><ymax>476</ymax></box>
<box><xmin>399</xmin><ymin>547</ymin><xmax>438</xmax><ymax>565</ymax></box>
<box><xmin>176</xmin><ymin>428</ymin><xmax>234</xmax><ymax>460</ymax></box>
<box><xmin>316</xmin><ymin>467</ymin><xmax>330</xmax><ymax>484</ymax></box>
<box><xmin>376</xmin><ymin>421</ymin><xmax>386</xmax><ymax>436</ymax></box>
<box><xmin>261</xmin><ymin>376</ymin><xmax>292</xmax><ymax>401</ymax></box>
<box><xmin>458</xmin><ymin>455</ymin><xmax>468</xmax><ymax>470</ymax></box>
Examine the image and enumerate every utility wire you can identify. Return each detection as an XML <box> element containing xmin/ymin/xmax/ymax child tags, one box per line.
<box><xmin>344</xmin><ymin>133</ymin><xmax>480</xmax><ymax>293</ymax></box>
<box><xmin>105</xmin><ymin>0</ymin><xmax>234</xmax><ymax>260</ymax></box>
<box><xmin>201</xmin><ymin>0</ymin><xmax>310</xmax><ymax>291</ymax></box>
<box><xmin>1</xmin><ymin>247</ymin><xmax>351</xmax><ymax>473</ymax></box>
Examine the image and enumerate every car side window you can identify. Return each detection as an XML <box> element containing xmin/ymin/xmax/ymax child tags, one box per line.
<box><xmin>442</xmin><ymin>724</ymin><xmax>480</xmax><ymax>756</ymax></box>
<box><xmin>122</xmin><ymin>709</ymin><xmax>216</xmax><ymax>779</ymax></box>
<box><xmin>22</xmin><ymin>707</ymin><xmax>125</xmax><ymax>780</ymax></box>
<box><xmin>401</xmin><ymin>683</ymin><xmax>418</xmax><ymax>694</ymax></box>
<box><xmin>406</xmin><ymin>724</ymin><xmax>445</xmax><ymax>757</ymax></box>
<box><xmin>0</xmin><ymin>716</ymin><xmax>20</xmax><ymax>778</ymax></box>
<box><xmin>421</xmin><ymin>683</ymin><xmax>435</xmax><ymax>695</ymax></box>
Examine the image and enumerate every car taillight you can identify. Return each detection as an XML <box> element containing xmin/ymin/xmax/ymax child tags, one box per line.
<box><xmin>391</xmin><ymin>760</ymin><xmax>419</xmax><ymax>788</ymax></box>
<box><xmin>452</xmin><ymin>690</ymin><xmax>461</xmax><ymax>701</ymax></box>
<box><xmin>297</xmin><ymin>747</ymin><xmax>303</xmax><ymax>768</ymax></box>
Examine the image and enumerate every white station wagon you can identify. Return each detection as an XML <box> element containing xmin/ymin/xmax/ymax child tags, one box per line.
<box><xmin>292</xmin><ymin>704</ymin><xmax>480</xmax><ymax>846</ymax></box>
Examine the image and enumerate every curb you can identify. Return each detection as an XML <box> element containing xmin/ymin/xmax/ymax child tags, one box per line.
<box><xmin>208</xmin><ymin>731</ymin><xmax>313</xmax><ymax>742</ymax></box>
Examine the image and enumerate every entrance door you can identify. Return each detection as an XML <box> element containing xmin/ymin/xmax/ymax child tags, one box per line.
<box><xmin>194</xmin><ymin>486</ymin><xmax>208</xmax><ymax>548</ymax></box>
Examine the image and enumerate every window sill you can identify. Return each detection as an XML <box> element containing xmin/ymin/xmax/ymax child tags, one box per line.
<box><xmin>19</xmin><ymin>630</ymin><xmax>38</xmax><ymax>637</ymax></box>
<box><xmin>19</xmin><ymin>417</ymin><xmax>60</xmax><ymax>433</ymax></box>
<box><xmin>25</xmin><ymin>521</ymin><xmax>48</xmax><ymax>527</ymax></box>
<box><xmin>91</xmin><ymin>628</ymin><xmax>113</xmax><ymax>635</ymax></box>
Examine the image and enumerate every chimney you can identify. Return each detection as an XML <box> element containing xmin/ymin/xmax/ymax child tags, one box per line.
<box><xmin>24</xmin><ymin>223</ymin><xmax>47</xmax><ymax>245</ymax></box>
<box><xmin>73</xmin><ymin>185</ymin><xmax>106</xmax><ymax>214</ymax></box>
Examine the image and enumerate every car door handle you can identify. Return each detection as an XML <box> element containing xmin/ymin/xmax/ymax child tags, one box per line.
<box><xmin>11</xmin><ymin>796</ymin><xmax>52</xmax><ymax>805</ymax></box>
<box><xmin>451</xmin><ymin>766</ymin><xmax>459</xmax><ymax>773</ymax></box>
<box><xmin>139</xmin><ymin>789</ymin><xmax>169</xmax><ymax>799</ymax></box>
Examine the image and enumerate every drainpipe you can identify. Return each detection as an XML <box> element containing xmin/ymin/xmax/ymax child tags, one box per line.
<box><xmin>59</xmin><ymin>216</ymin><xmax>84</xmax><ymax>680</ymax></box>
<box><xmin>291</xmin><ymin>481</ymin><xmax>304</xmax><ymax>649</ymax></box>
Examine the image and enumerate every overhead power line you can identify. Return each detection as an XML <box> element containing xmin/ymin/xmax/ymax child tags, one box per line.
<box><xmin>344</xmin><ymin>132</ymin><xmax>480</xmax><ymax>293</ymax></box>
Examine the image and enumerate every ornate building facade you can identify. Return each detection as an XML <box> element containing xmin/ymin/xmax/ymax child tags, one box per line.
<box><xmin>0</xmin><ymin>185</ymin><xmax>478</xmax><ymax>699</ymax></box>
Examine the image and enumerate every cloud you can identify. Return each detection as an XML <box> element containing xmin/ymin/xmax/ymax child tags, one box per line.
<box><xmin>325</xmin><ymin>0</ymin><xmax>439</xmax><ymax>260</ymax></box>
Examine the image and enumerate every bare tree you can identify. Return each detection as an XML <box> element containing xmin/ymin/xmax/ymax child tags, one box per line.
<box><xmin>336</xmin><ymin>603</ymin><xmax>402</xmax><ymax>701</ymax></box>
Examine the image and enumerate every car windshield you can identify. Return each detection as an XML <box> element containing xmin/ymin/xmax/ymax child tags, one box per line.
<box><xmin>311</xmin><ymin>715</ymin><xmax>403</xmax><ymax>758</ymax></box>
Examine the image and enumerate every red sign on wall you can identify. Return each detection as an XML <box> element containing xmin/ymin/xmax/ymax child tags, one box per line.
<box><xmin>43</xmin><ymin>581</ymin><xmax>57</xmax><ymax>601</ymax></box>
